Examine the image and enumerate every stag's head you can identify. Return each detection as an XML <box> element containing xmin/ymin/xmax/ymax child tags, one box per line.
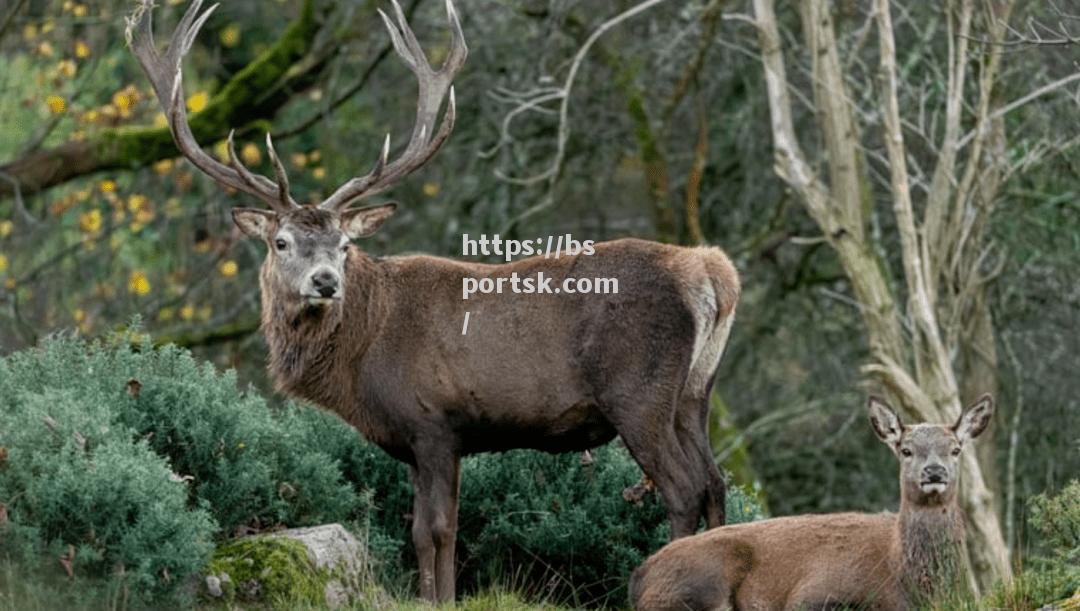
<box><xmin>868</xmin><ymin>395</ymin><xmax>993</xmax><ymax>506</ymax></box>
<box><xmin>127</xmin><ymin>0</ymin><xmax>466</xmax><ymax>315</ymax></box>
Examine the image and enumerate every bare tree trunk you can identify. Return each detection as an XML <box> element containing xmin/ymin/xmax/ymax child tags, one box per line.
<box><xmin>751</xmin><ymin>0</ymin><xmax>1013</xmax><ymax>591</ymax></box>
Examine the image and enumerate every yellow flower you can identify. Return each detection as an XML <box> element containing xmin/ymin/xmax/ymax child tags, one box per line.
<box><xmin>186</xmin><ymin>91</ymin><xmax>209</xmax><ymax>114</ymax></box>
<box><xmin>422</xmin><ymin>182</ymin><xmax>440</xmax><ymax>197</ymax></box>
<box><xmin>23</xmin><ymin>24</ymin><xmax>38</xmax><ymax>41</ymax></box>
<box><xmin>240</xmin><ymin>142</ymin><xmax>261</xmax><ymax>166</ymax></box>
<box><xmin>179</xmin><ymin>304</ymin><xmax>195</xmax><ymax>321</ymax></box>
<box><xmin>37</xmin><ymin>41</ymin><xmax>55</xmax><ymax>57</ymax></box>
<box><xmin>46</xmin><ymin>95</ymin><xmax>66</xmax><ymax>114</ymax></box>
<box><xmin>153</xmin><ymin>159</ymin><xmax>174</xmax><ymax>175</ymax></box>
<box><xmin>0</xmin><ymin>221</ymin><xmax>12</xmax><ymax>238</ymax></box>
<box><xmin>291</xmin><ymin>153</ymin><xmax>308</xmax><ymax>169</ymax></box>
<box><xmin>79</xmin><ymin>209</ymin><xmax>102</xmax><ymax>234</ymax></box>
<box><xmin>72</xmin><ymin>4</ymin><xmax>87</xmax><ymax>17</ymax></box>
<box><xmin>308</xmin><ymin>149</ymin><xmax>322</xmax><ymax>163</ymax></box>
<box><xmin>0</xmin><ymin>254</ymin><xmax>8</xmax><ymax>273</ymax></box>
<box><xmin>312</xmin><ymin>167</ymin><xmax>326</xmax><ymax>181</ymax></box>
<box><xmin>99</xmin><ymin>180</ymin><xmax>116</xmax><ymax>194</ymax></box>
<box><xmin>220</xmin><ymin>24</ymin><xmax>241</xmax><ymax>48</ymax></box>
<box><xmin>74</xmin><ymin>40</ymin><xmax>90</xmax><ymax>59</ymax></box>
<box><xmin>128</xmin><ymin>271</ymin><xmax>151</xmax><ymax>296</ymax></box>
<box><xmin>73</xmin><ymin>308</ymin><xmax>86</xmax><ymax>323</ymax></box>
<box><xmin>219</xmin><ymin>260</ymin><xmax>238</xmax><ymax>278</ymax></box>
<box><xmin>4</xmin><ymin>278</ymin><xmax>15</xmax><ymax>290</ymax></box>
<box><xmin>42</xmin><ymin>20</ymin><xmax>55</xmax><ymax>34</ymax></box>
<box><xmin>57</xmin><ymin>60</ymin><xmax>77</xmax><ymax>78</ymax></box>
<box><xmin>237</xmin><ymin>441</ymin><xmax>246</xmax><ymax>449</ymax></box>
<box><xmin>127</xmin><ymin>194</ymin><xmax>148</xmax><ymax>213</ymax></box>
<box><xmin>113</xmin><ymin>91</ymin><xmax>134</xmax><ymax>115</ymax></box>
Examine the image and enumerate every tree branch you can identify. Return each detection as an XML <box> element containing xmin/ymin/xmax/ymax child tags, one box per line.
<box><xmin>0</xmin><ymin>0</ymin><xmax>322</xmax><ymax>199</ymax></box>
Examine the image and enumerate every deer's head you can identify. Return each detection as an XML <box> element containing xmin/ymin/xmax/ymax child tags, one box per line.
<box><xmin>128</xmin><ymin>0</ymin><xmax>466</xmax><ymax>316</ymax></box>
<box><xmin>868</xmin><ymin>395</ymin><xmax>993</xmax><ymax>506</ymax></box>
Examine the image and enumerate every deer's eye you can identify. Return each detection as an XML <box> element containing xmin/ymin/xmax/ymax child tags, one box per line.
<box><xmin>951</xmin><ymin>447</ymin><xmax>961</xmax><ymax>456</ymax></box>
<box><xmin>900</xmin><ymin>448</ymin><xmax>913</xmax><ymax>457</ymax></box>
<box><xmin>341</xmin><ymin>243</ymin><xmax>349</xmax><ymax>253</ymax></box>
<box><xmin>275</xmin><ymin>238</ymin><xmax>288</xmax><ymax>251</ymax></box>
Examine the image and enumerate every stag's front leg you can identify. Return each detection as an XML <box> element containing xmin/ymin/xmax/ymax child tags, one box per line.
<box><xmin>410</xmin><ymin>453</ymin><xmax>461</xmax><ymax>603</ymax></box>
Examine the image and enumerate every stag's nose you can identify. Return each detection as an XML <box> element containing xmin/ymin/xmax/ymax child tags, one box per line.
<box><xmin>312</xmin><ymin>271</ymin><xmax>339</xmax><ymax>298</ymax></box>
<box><xmin>923</xmin><ymin>464</ymin><xmax>947</xmax><ymax>483</ymax></box>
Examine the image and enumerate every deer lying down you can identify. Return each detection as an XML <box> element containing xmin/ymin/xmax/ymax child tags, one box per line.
<box><xmin>630</xmin><ymin>395</ymin><xmax>994</xmax><ymax>611</ymax></box>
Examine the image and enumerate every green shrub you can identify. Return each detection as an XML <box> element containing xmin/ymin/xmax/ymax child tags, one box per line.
<box><xmin>0</xmin><ymin>334</ymin><xmax>374</xmax><ymax>601</ymax></box>
<box><xmin>984</xmin><ymin>480</ymin><xmax>1080</xmax><ymax>609</ymax></box>
<box><xmin>0</xmin><ymin>367</ymin><xmax>216</xmax><ymax>600</ymax></box>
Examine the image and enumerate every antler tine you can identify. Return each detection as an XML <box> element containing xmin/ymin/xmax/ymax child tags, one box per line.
<box><xmin>319</xmin><ymin>0</ymin><xmax>467</xmax><ymax>211</ymax></box>
<box><xmin>265</xmin><ymin>134</ymin><xmax>292</xmax><ymax>208</ymax></box>
<box><xmin>127</xmin><ymin>0</ymin><xmax>298</xmax><ymax>212</ymax></box>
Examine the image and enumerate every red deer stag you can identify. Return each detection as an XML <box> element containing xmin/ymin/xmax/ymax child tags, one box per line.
<box><xmin>128</xmin><ymin>0</ymin><xmax>740</xmax><ymax>602</ymax></box>
<box><xmin>630</xmin><ymin>394</ymin><xmax>994</xmax><ymax>610</ymax></box>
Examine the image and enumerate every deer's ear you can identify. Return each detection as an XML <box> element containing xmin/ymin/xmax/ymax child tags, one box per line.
<box><xmin>341</xmin><ymin>203</ymin><xmax>397</xmax><ymax>239</ymax></box>
<box><xmin>954</xmin><ymin>394</ymin><xmax>994</xmax><ymax>442</ymax></box>
<box><xmin>232</xmin><ymin>208</ymin><xmax>276</xmax><ymax>240</ymax></box>
<box><xmin>868</xmin><ymin>396</ymin><xmax>904</xmax><ymax>447</ymax></box>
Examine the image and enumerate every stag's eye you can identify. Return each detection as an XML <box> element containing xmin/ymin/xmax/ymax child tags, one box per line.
<box><xmin>900</xmin><ymin>448</ymin><xmax>913</xmax><ymax>457</ymax></box>
<box><xmin>275</xmin><ymin>238</ymin><xmax>288</xmax><ymax>251</ymax></box>
<box><xmin>951</xmin><ymin>447</ymin><xmax>961</xmax><ymax>456</ymax></box>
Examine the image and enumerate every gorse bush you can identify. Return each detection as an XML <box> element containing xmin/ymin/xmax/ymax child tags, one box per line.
<box><xmin>0</xmin><ymin>334</ymin><xmax>372</xmax><ymax>601</ymax></box>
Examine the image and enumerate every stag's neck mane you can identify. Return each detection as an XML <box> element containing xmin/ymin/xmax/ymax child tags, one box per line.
<box><xmin>896</xmin><ymin>497</ymin><xmax>967</xmax><ymax>603</ymax></box>
<box><xmin>260</xmin><ymin>249</ymin><xmax>385</xmax><ymax>410</ymax></box>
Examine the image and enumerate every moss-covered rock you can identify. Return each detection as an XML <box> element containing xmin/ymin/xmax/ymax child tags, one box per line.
<box><xmin>204</xmin><ymin>524</ymin><xmax>373</xmax><ymax>608</ymax></box>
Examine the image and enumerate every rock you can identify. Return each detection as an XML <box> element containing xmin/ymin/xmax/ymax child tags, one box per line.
<box><xmin>204</xmin><ymin>523</ymin><xmax>377</xmax><ymax>608</ymax></box>
<box><xmin>1037</xmin><ymin>589</ymin><xmax>1080</xmax><ymax>611</ymax></box>
<box><xmin>204</xmin><ymin>575</ymin><xmax>223</xmax><ymax>598</ymax></box>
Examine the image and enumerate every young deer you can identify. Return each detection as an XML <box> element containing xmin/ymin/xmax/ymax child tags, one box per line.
<box><xmin>128</xmin><ymin>0</ymin><xmax>740</xmax><ymax>602</ymax></box>
<box><xmin>630</xmin><ymin>395</ymin><xmax>994</xmax><ymax>610</ymax></box>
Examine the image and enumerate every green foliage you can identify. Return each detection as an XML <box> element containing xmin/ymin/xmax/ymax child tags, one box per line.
<box><xmin>983</xmin><ymin>481</ymin><xmax>1080</xmax><ymax>610</ymax></box>
<box><xmin>1029</xmin><ymin>480</ymin><xmax>1080</xmax><ymax>564</ymax></box>
<box><xmin>0</xmin><ymin>334</ymin><xmax>374</xmax><ymax>601</ymax></box>
<box><xmin>0</xmin><ymin>344</ymin><xmax>217</xmax><ymax>600</ymax></box>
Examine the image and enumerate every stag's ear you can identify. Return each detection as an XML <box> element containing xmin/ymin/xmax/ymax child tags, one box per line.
<box><xmin>341</xmin><ymin>203</ymin><xmax>397</xmax><ymax>239</ymax></box>
<box><xmin>954</xmin><ymin>394</ymin><xmax>994</xmax><ymax>443</ymax></box>
<box><xmin>232</xmin><ymin>208</ymin><xmax>276</xmax><ymax>240</ymax></box>
<box><xmin>868</xmin><ymin>396</ymin><xmax>904</xmax><ymax>447</ymax></box>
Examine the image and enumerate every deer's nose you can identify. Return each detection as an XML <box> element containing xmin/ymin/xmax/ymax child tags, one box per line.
<box><xmin>312</xmin><ymin>270</ymin><xmax>339</xmax><ymax>298</ymax></box>
<box><xmin>923</xmin><ymin>464</ymin><xmax>947</xmax><ymax>483</ymax></box>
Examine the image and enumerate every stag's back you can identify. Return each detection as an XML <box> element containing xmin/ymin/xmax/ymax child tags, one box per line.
<box><xmin>630</xmin><ymin>512</ymin><xmax>903</xmax><ymax>610</ymax></box>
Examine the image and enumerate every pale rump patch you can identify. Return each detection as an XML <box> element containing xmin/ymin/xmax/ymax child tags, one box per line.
<box><xmin>677</xmin><ymin>247</ymin><xmax>739</xmax><ymax>398</ymax></box>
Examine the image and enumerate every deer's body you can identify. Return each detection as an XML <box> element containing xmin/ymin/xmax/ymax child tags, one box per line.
<box><xmin>265</xmin><ymin>237</ymin><xmax>737</xmax><ymax>459</ymax></box>
<box><xmin>630</xmin><ymin>396</ymin><xmax>991</xmax><ymax>611</ymax></box>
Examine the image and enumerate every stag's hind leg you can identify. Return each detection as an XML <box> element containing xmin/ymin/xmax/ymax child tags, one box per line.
<box><xmin>675</xmin><ymin>393</ymin><xmax>727</xmax><ymax>529</ymax></box>
<box><xmin>603</xmin><ymin>384</ymin><xmax>706</xmax><ymax>538</ymax></box>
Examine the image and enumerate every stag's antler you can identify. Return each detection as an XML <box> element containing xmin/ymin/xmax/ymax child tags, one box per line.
<box><xmin>128</xmin><ymin>0</ymin><xmax>466</xmax><ymax>214</ymax></box>
<box><xmin>318</xmin><ymin>0</ymin><xmax>467</xmax><ymax>211</ymax></box>
<box><xmin>126</xmin><ymin>0</ymin><xmax>299</xmax><ymax>212</ymax></box>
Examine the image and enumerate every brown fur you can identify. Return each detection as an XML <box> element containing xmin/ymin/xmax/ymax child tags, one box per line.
<box><xmin>251</xmin><ymin>213</ymin><xmax>740</xmax><ymax>603</ymax></box>
<box><xmin>630</xmin><ymin>396</ymin><xmax>992</xmax><ymax>611</ymax></box>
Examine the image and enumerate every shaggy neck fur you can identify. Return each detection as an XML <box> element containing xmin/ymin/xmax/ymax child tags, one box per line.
<box><xmin>260</xmin><ymin>248</ymin><xmax>384</xmax><ymax>412</ymax></box>
<box><xmin>897</xmin><ymin>495</ymin><xmax>967</xmax><ymax>605</ymax></box>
